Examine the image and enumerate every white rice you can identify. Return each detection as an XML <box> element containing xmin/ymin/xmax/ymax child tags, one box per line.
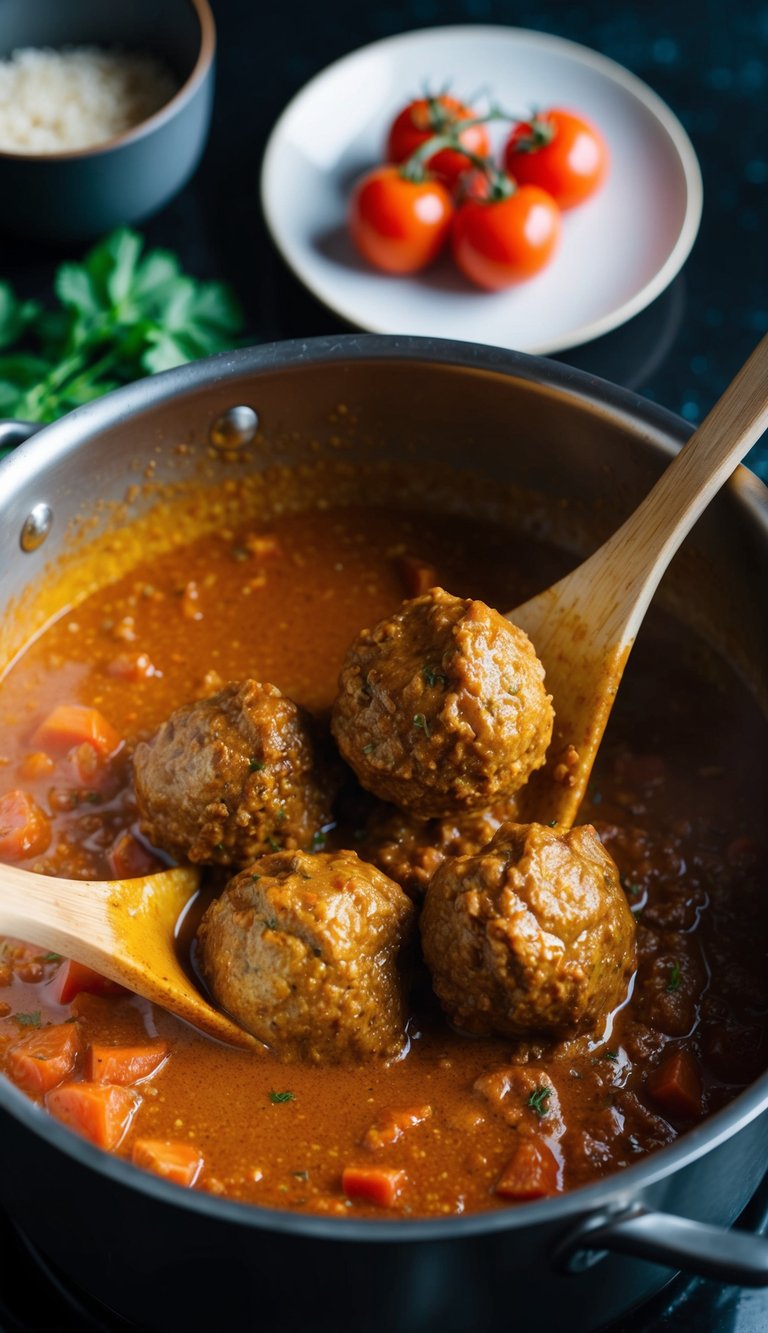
<box><xmin>0</xmin><ymin>46</ymin><xmax>179</xmax><ymax>155</ymax></box>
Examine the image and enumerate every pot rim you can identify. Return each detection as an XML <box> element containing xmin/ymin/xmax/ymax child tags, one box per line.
<box><xmin>1</xmin><ymin>331</ymin><xmax>766</xmax><ymax>1242</ymax></box>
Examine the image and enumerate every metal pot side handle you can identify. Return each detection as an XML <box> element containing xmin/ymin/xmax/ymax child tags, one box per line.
<box><xmin>0</xmin><ymin>419</ymin><xmax>42</xmax><ymax>457</ymax></box>
<box><xmin>556</xmin><ymin>1204</ymin><xmax>768</xmax><ymax>1286</ymax></box>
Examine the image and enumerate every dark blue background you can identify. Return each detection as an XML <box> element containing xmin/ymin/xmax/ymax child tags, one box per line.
<box><xmin>3</xmin><ymin>0</ymin><xmax>768</xmax><ymax>473</ymax></box>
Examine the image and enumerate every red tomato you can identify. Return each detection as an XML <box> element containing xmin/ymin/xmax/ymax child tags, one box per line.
<box><xmin>349</xmin><ymin>166</ymin><xmax>454</xmax><ymax>275</ymax></box>
<box><xmin>386</xmin><ymin>95</ymin><xmax>491</xmax><ymax>189</ymax></box>
<box><xmin>452</xmin><ymin>184</ymin><xmax>561</xmax><ymax>290</ymax></box>
<box><xmin>504</xmin><ymin>109</ymin><xmax>608</xmax><ymax>210</ymax></box>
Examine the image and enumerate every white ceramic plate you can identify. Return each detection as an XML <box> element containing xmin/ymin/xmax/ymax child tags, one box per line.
<box><xmin>261</xmin><ymin>25</ymin><xmax>703</xmax><ymax>355</ymax></box>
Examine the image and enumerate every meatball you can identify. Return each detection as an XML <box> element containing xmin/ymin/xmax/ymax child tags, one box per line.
<box><xmin>364</xmin><ymin>796</ymin><xmax>519</xmax><ymax>901</ymax></box>
<box><xmin>133</xmin><ymin>679</ymin><xmax>335</xmax><ymax>866</ymax></box>
<box><xmin>420</xmin><ymin>822</ymin><xmax>636</xmax><ymax>1038</ymax></box>
<box><xmin>331</xmin><ymin>588</ymin><xmax>553</xmax><ymax>818</ymax></box>
<box><xmin>197</xmin><ymin>849</ymin><xmax>414</xmax><ymax>1063</ymax></box>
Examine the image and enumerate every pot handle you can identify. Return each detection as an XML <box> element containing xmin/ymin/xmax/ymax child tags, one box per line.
<box><xmin>555</xmin><ymin>1204</ymin><xmax>768</xmax><ymax>1286</ymax></box>
<box><xmin>0</xmin><ymin>418</ymin><xmax>42</xmax><ymax>457</ymax></box>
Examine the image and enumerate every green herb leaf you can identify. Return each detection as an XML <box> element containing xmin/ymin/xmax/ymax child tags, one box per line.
<box><xmin>15</xmin><ymin>1011</ymin><xmax>42</xmax><ymax>1027</ymax></box>
<box><xmin>269</xmin><ymin>1089</ymin><xmax>295</xmax><ymax>1104</ymax></box>
<box><xmin>362</xmin><ymin>742</ymin><xmax>375</xmax><ymax>754</ymax></box>
<box><xmin>249</xmin><ymin>758</ymin><xmax>265</xmax><ymax>772</ymax></box>
<box><xmin>413</xmin><ymin>712</ymin><xmax>430</xmax><ymax>738</ymax></box>
<box><xmin>527</xmin><ymin>1085</ymin><xmax>551</xmax><ymax>1117</ymax></box>
<box><xmin>267</xmin><ymin>835</ymin><xmax>281</xmax><ymax>853</ymax></box>
<box><xmin>310</xmin><ymin>830</ymin><xmax>327</xmax><ymax>852</ymax></box>
<box><xmin>422</xmin><ymin>664</ymin><xmax>447</xmax><ymax>688</ymax></box>
<box><xmin>40</xmin><ymin>952</ymin><xmax>62</xmax><ymax>963</ymax></box>
<box><xmin>666</xmin><ymin>961</ymin><xmax>682</xmax><ymax>993</ymax></box>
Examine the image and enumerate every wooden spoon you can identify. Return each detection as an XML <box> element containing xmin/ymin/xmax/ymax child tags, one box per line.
<box><xmin>0</xmin><ymin>862</ymin><xmax>261</xmax><ymax>1050</ymax></box>
<box><xmin>512</xmin><ymin>334</ymin><xmax>768</xmax><ymax>829</ymax></box>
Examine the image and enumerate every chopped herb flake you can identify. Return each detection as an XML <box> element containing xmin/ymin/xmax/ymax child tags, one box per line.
<box><xmin>267</xmin><ymin>836</ymin><xmax>281</xmax><ymax>853</ymax></box>
<box><xmin>269</xmin><ymin>1090</ymin><xmax>295</xmax><ymax>1104</ymax></box>
<box><xmin>604</xmin><ymin>1050</ymin><xmax>619</xmax><ymax>1062</ymax></box>
<box><xmin>15</xmin><ymin>1011</ymin><xmax>42</xmax><ymax>1027</ymax></box>
<box><xmin>624</xmin><ymin>882</ymin><xmax>642</xmax><ymax>896</ymax></box>
<box><xmin>41</xmin><ymin>952</ymin><xmax>61</xmax><ymax>963</ymax></box>
<box><xmin>362</xmin><ymin>742</ymin><xmax>375</xmax><ymax>754</ymax></box>
<box><xmin>276</xmin><ymin>807</ymin><xmax>286</xmax><ymax>823</ymax></box>
<box><xmin>292</xmin><ymin>1169</ymin><xmax>309</xmax><ymax>1180</ymax></box>
<box><xmin>249</xmin><ymin>758</ymin><xmax>265</xmax><ymax>772</ymax></box>
<box><xmin>422</xmin><ymin>664</ymin><xmax>447</xmax><ymax>688</ymax></box>
<box><xmin>527</xmin><ymin>1085</ymin><xmax>551</xmax><ymax>1118</ymax></box>
<box><xmin>548</xmin><ymin>820</ymin><xmax>557</xmax><ymax>828</ymax></box>
<box><xmin>311</xmin><ymin>830</ymin><xmax>327</xmax><ymax>853</ymax></box>
<box><xmin>666</xmin><ymin>962</ymin><xmax>682</xmax><ymax>993</ymax></box>
<box><xmin>413</xmin><ymin>712</ymin><xmax>430</xmax><ymax>738</ymax></box>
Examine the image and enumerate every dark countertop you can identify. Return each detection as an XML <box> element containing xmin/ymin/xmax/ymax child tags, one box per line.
<box><xmin>2</xmin><ymin>0</ymin><xmax>767</xmax><ymax>474</ymax></box>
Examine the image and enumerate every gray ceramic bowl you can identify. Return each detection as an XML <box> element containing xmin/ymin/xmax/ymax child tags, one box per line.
<box><xmin>0</xmin><ymin>0</ymin><xmax>215</xmax><ymax>244</ymax></box>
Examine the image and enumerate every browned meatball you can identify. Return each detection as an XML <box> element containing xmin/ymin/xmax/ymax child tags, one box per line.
<box><xmin>197</xmin><ymin>849</ymin><xmax>414</xmax><ymax>1063</ymax></box>
<box><xmin>364</xmin><ymin>795</ymin><xmax>519</xmax><ymax>901</ymax></box>
<box><xmin>420</xmin><ymin>822</ymin><xmax>636</xmax><ymax>1038</ymax></box>
<box><xmin>133</xmin><ymin>680</ymin><xmax>334</xmax><ymax>866</ymax></box>
<box><xmin>331</xmin><ymin>588</ymin><xmax>553</xmax><ymax>818</ymax></box>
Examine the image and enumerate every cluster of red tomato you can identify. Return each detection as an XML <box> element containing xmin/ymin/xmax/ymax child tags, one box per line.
<box><xmin>348</xmin><ymin>93</ymin><xmax>609</xmax><ymax>290</ymax></box>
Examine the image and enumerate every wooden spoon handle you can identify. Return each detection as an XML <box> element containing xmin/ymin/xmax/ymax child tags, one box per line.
<box><xmin>590</xmin><ymin>332</ymin><xmax>768</xmax><ymax>644</ymax></box>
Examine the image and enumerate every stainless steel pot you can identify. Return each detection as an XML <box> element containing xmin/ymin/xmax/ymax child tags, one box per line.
<box><xmin>0</xmin><ymin>335</ymin><xmax>766</xmax><ymax>1333</ymax></box>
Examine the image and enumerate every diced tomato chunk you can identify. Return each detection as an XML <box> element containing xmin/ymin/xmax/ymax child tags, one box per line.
<box><xmin>495</xmin><ymin>1138</ymin><xmax>560</xmax><ymax>1200</ymax></box>
<box><xmin>395</xmin><ymin>554</ymin><xmax>437</xmax><ymax>599</ymax></box>
<box><xmin>86</xmin><ymin>1042</ymin><xmax>168</xmax><ymax>1086</ymax></box>
<box><xmin>31</xmin><ymin>705</ymin><xmax>121</xmax><ymax>758</ymax></box>
<box><xmin>342</xmin><ymin>1165</ymin><xmax>406</xmax><ymax>1207</ymax></box>
<box><xmin>106</xmin><ymin>651</ymin><xmax>157</xmax><ymax>681</ymax></box>
<box><xmin>0</xmin><ymin>790</ymin><xmax>51</xmax><ymax>860</ymax></box>
<box><xmin>646</xmin><ymin>1049</ymin><xmax>703</xmax><ymax>1119</ymax></box>
<box><xmin>132</xmin><ymin>1139</ymin><xmax>203</xmax><ymax>1187</ymax></box>
<box><xmin>108</xmin><ymin>831</ymin><xmax>162</xmax><ymax>879</ymax></box>
<box><xmin>46</xmin><ymin>1081</ymin><xmax>140</xmax><ymax>1150</ymax></box>
<box><xmin>7</xmin><ymin>1023</ymin><xmax>80</xmax><ymax>1095</ymax></box>
<box><xmin>53</xmin><ymin>959</ymin><xmax>126</xmax><ymax>1005</ymax></box>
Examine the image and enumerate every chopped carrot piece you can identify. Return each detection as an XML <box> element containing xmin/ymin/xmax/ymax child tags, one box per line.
<box><xmin>46</xmin><ymin>1081</ymin><xmax>140</xmax><ymax>1150</ymax></box>
<box><xmin>67</xmin><ymin>740</ymin><xmax>103</xmax><ymax>786</ymax></box>
<box><xmin>18</xmin><ymin>751</ymin><xmax>55</xmax><ymax>780</ymax></box>
<box><xmin>646</xmin><ymin>1049</ymin><xmax>702</xmax><ymax>1119</ymax></box>
<box><xmin>86</xmin><ymin>1042</ymin><xmax>168</xmax><ymax>1086</ymax></box>
<box><xmin>0</xmin><ymin>789</ymin><xmax>51</xmax><ymax>860</ymax></box>
<box><xmin>342</xmin><ymin>1165</ymin><xmax>406</xmax><ymax>1207</ymax></box>
<box><xmin>495</xmin><ymin>1138</ymin><xmax>560</xmax><ymax>1200</ymax></box>
<box><xmin>364</xmin><ymin>1104</ymin><xmax>432</xmax><ymax>1150</ymax></box>
<box><xmin>53</xmin><ymin>959</ymin><xmax>126</xmax><ymax>1005</ymax></box>
<box><xmin>395</xmin><ymin>554</ymin><xmax>437</xmax><ymax>599</ymax></box>
<box><xmin>132</xmin><ymin>1139</ymin><xmax>203</xmax><ymax>1187</ymax></box>
<box><xmin>7</xmin><ymin>1023</ymin><xmax>80</xmax><ymax>1095</ymax></box>
<box><xmin>108</xmin><ymin>831</ymin><xmax>162</xmax><ymax>879</ymax></box>
<box><xmin>32</xmin><ymin>705</ymin><xmax>121</xmax><ymax>758</ymax></box>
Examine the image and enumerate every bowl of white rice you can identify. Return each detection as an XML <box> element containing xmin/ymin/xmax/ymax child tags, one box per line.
<box><xmin>0</xmin><ymin>0</ymin><xmax>215</xmax><ymax>243</ymax></box>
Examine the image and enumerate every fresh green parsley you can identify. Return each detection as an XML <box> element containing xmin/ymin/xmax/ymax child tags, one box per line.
<box><xmin>413</xmin><ymin>712</ymin><xmax>430</xmax><ymax>738</ymax></box>
<box><xmin>269</xmin><ymin>1090</ymin><xmax>295</xmax><ymax>1104</ymax></box>
<box><xmin>40</xmin><ymin>952</ymin><xmax>61</xmax><ymax>963</ymax></box>
<box><xmin>527</xmin><ymin>1085</ymin><xmax>552</xmax><ymax>1118</ymax></box>
<box><xmin>362</xmin><ymin>742</ymin><xmax>375</xmax><ymax>754</ymax></box>
<box><xmin>249</xmin><ymin>758</ymin><xmax>265</xmax><ymax>772</ymax></box>
<box><xmin>0</xmin><ymin>229</ymin><xmax>243</xmax><ymax>440</ymax></box>
<box><xmin>267</xmin><ymin>836</ymin><xmax>281</xmax><ymax>853</ymax></box>
<box><xmin>310</xmin><ymin>830</ymin><xmax>327</xmax><ymax>853</ymax></box>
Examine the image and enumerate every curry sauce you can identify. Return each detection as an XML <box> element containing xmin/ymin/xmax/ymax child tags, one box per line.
<box><xmin>0</xmin><ymin>503</ymin><xmax>766</xmax><ymax>1216</ymax></box>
